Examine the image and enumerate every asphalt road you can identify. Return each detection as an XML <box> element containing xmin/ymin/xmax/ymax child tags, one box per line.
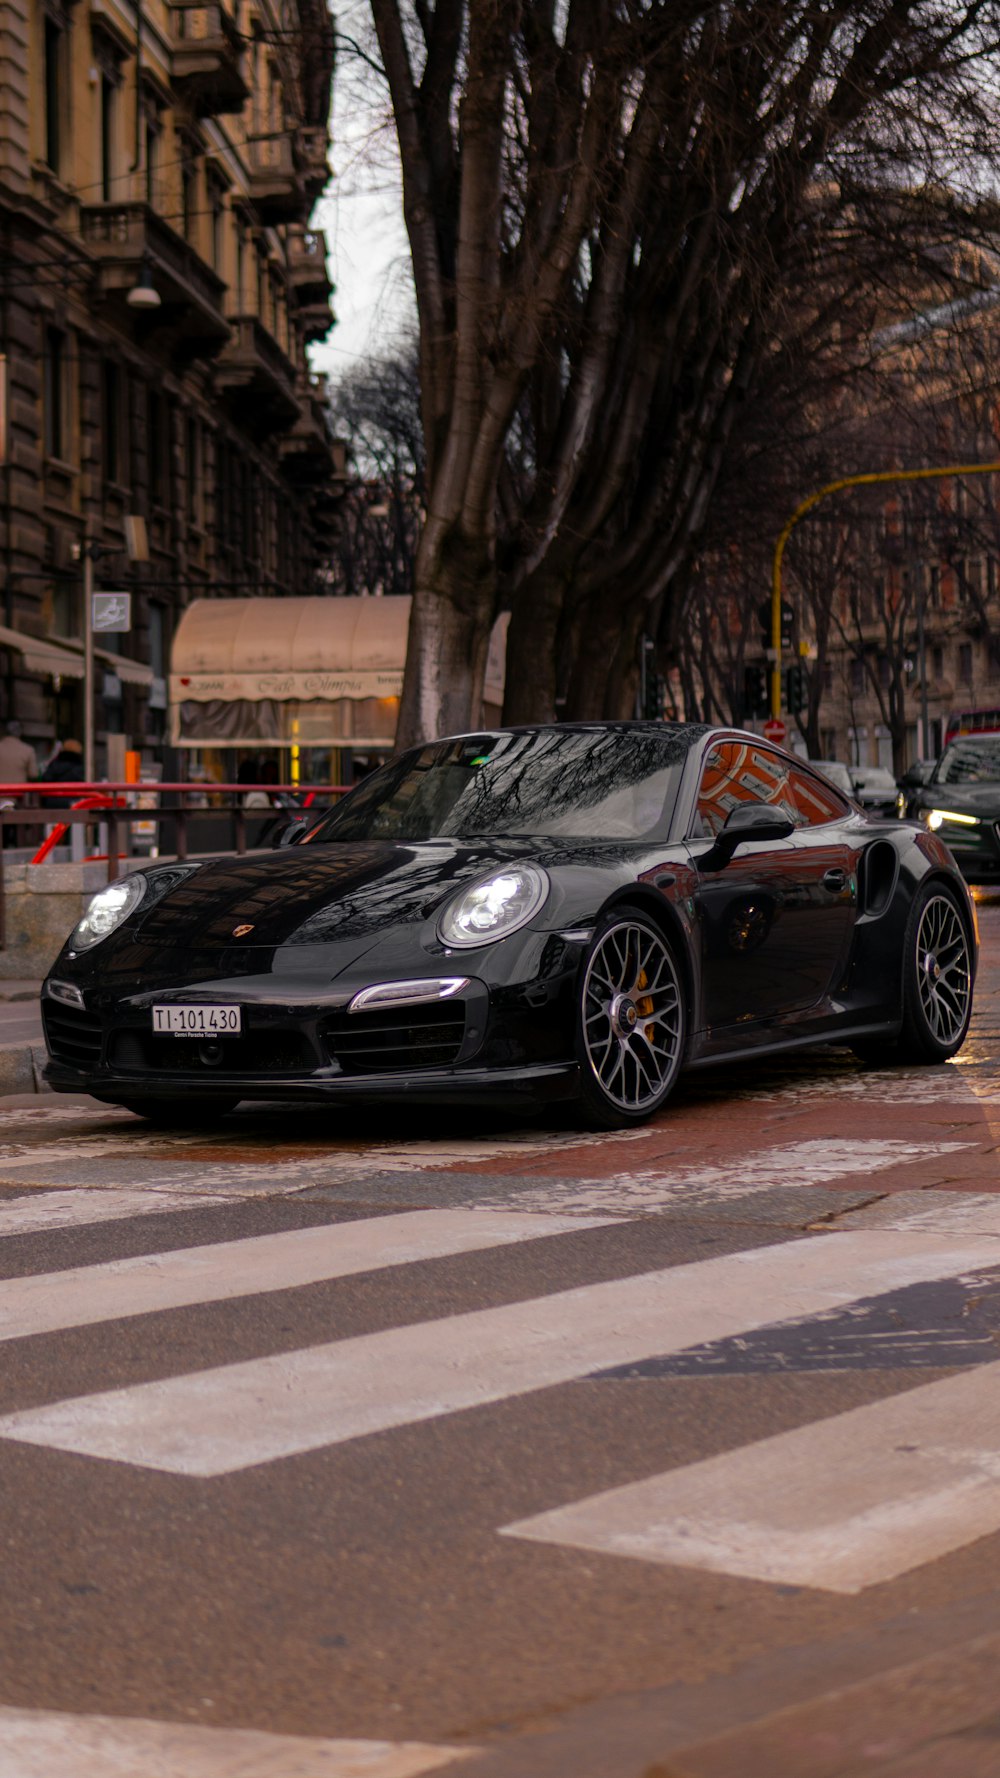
<box><xmin>2</xmin><ymin>905</ymin><xmax>1000</xmax><ymax>1776</ymax></box>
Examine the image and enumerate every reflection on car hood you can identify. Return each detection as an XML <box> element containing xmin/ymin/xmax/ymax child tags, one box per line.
<box><xmin>128</xmin><ymin>840</ymin><xmax>538</xmax><ymax>951</ymax></box>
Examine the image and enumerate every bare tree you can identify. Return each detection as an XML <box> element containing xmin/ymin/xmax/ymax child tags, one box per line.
<box><xmin>327</xmin><ymin>342</ymin><xmax>426</xmax><ymax>596</ymax></box>
<box><xmin>357</xmin><ymin>1</ymin><xmax>1000</xmax><ymax>743</ymax></box>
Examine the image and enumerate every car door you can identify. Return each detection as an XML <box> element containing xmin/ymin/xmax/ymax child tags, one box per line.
<box><xmin>686</xmin><ymin>740</ymin><xmax>860</xmax><ymax>1039</ymax></box>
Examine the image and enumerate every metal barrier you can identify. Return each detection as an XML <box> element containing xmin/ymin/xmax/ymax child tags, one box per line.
<box><xmin>0</xmin><ymin>782</ymin><xmax>348</xmax><ymax>950</ymax></box>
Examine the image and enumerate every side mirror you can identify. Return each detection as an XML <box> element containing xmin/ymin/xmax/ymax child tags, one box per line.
<box><xmin>700</xmin><ymin>800</ymin><xmax>796</xmax><ymax>869</ymax></box>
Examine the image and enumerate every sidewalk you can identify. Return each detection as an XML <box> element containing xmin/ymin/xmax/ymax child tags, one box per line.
<box><xmin>0</xmin><ymin>980</ymin><xmax>47</xmax><ymax>1096</ymax></box>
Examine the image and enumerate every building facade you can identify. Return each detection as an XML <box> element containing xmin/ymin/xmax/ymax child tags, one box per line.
<box><xmin>0</xmin><ymin>0</ymin><xmax>341</xmax><ymax>774</ymax></box>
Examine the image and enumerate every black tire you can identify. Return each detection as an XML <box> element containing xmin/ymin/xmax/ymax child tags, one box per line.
<box><xmin>110</xmin><ymin>1097</ymin><xmax>240</xmax><ymax>1127</ymax></box>
<box><xmin>896</xmin><ymin>881</ymin><xmax>974</xmax><ymax>1063</ymax></box>
<box><xmin>575</xmin><ymin>904</ymin><xmax>687</xmax><ymax>1129</ymax></box>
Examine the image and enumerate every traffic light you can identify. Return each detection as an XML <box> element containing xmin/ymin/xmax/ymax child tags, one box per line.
<box><xmin>785</xmin><ymin>661</ymin><xmax>808</xmax><ymax>713</ymax></box>
<box><xmin>743</xmin><ymin>663</ymin><xmax>768</xmax><ymax>718</ymax></box>
<box><xmin>756</xmin><ymin>600</ymin><xmax>794</xmax><ymax>652</ymax></box>
<box><xmin>643</xmin><ymin>670</ymin><xmax>666</xmax><ymax>720</ymax></box>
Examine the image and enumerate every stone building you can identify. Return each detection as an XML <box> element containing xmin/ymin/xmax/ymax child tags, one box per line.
<box><xmin>0</xmin><ymin>0</ymin><xmax>341</xmax><ymax>774</ymax></box>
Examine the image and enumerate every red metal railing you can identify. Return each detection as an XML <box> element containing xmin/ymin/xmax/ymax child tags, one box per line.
<box><xmin>0</xmin><ymin>782</ymin><xmax>350</xmax><ymax>950</ymax></box>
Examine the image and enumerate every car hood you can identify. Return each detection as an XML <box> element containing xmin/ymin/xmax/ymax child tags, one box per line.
<box><xmin>918</xmin><ymin>782</ymin><xmax>1000</xmax><ymax>816</ymax></box>
<box><xmin>54</xmin><ymin>835</ymin><xmax>687</xmax><ymax>992</ymax></box>
<box><xmin>126</xmin><ymin>840</ymin><xmax>546</xmax><ymax>951</ymax></box>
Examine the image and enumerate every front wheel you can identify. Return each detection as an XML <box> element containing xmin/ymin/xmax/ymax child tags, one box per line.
<box><xmin>575</xmin><ymin>906</ymin><xmax>687</xmax><ymax>1128</ymax></box>
<box><xmin>896</xmin><ymin>882</ymin><xmax>974</xmax><ymax>1062</ymax></box>
<box><xmin>110</xmin><ymin>1097</ymin><xmax>240</xmax><ymax>1128</ymax></box>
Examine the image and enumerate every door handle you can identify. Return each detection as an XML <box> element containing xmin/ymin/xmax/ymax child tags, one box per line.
<box><xmin>823</xmin><ymin>867</ymin><xmax>848</xmax><ymax>892</ymax></box>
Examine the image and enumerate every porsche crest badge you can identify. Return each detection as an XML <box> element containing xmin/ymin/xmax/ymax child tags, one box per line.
<box><xmin>232</xmin><ymin>924</ymin><xmax>255</xmax><ymax>938</ymax></box>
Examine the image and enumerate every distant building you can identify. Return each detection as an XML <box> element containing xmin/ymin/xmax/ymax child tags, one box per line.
<box><xmin>0</xmin><ymin>0</ymin><xmax>343</xmax><ymax>770</ymax></box>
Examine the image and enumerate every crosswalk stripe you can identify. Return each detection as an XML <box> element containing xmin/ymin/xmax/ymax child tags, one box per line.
<box><xmin>3</xmin><ymin>1226</ymin><xmax>1000</xmax><ymax>1476</ymax></box>
<box><xmin>0</xmin><ymin>1705</ymin><xmax>471</xmax><ymax>1776</ymax></box>
<box><xmin>501</xmin><ymin>1356</ymin><xmax>1000</xmax><ymax>1594</ymax></box>
<box><xmin>0</xmin><ymin>1187</ymin><xmax>228</xmax><ymax>1238</ymax></box>
<box><xmin>0</xmin><ymin>1207</ymin><xmax>611</xmax><ymax>1345</ymax></box>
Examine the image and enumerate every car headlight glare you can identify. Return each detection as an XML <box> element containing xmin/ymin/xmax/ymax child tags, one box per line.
<box><xmin>924</xmin><ymin>808</ymin><xmax>980</xmax><ymax>830</ymax></box>
<box><xmin>69</xmin><ymin>875</ymin><xmax>148</xmax><ymax>951</ymax></box>
<box><xmin>438</xmin><ymin>865</ymin><xmax>549</xmax><ymax>948</ymax></box>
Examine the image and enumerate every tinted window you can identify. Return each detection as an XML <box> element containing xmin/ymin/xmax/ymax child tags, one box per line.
<box><xmin>693</xmin><ymin>742</ymin><xmax>847</xmax><ymax>837</ymax></box>
<box><xmin>935</xmin><ymin>738</ymin><xmax>1000</xmax><ymax>783</ymax></box>
<box><xmin>303</xmin><ymin>729</ymin><xmax>689</xmax><ymax>843</ymax></box>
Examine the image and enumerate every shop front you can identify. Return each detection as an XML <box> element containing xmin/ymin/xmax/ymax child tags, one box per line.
<box><xmin>169</xmin><ymin>596</ymin><xmax>507</xmax><ymax>787</ymax></box>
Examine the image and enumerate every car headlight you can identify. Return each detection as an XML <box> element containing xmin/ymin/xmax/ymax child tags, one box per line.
<box><xmin>438</xmin><ymin>865</ymin><xmax>549</xmax><ymax>948</ymax></box>
<box><xmin>924</xmin><ymin>808</ymin><xmax>980</xmax><ymax>831</ymax></box>
<box><xmin>68</xmin><ymin>875</ymin><xmax>148</xmax><ymax>952</ymax></box>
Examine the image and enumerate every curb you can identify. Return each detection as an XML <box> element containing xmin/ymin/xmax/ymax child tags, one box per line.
<box><xmin>0</xmin><ymin>1042</ymin><xmax>49</xmax><ymax>1096</ymax></box>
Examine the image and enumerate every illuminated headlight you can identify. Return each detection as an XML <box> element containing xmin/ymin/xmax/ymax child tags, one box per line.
<box><xmin>924</xmin><ymin>808</ymin><xmax>980</xmax><ymax>831</ymax></box>
<box><xmin>69</xmin><ymin>875</ymin><xmax>147</xmax><ymax>951</ymax></box>
<box><xmin>438</xmin><ymin>866</ymin><xmax>549</xmax><ymax>948</ymax></box>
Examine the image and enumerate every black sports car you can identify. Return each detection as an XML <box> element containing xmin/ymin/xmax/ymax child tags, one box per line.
<box><xmin>41</xmin><ymin>724</ymin><xmax>977</xmax><ymax>1130</ymax></box>
<box><xmin>907</xmin><ymin>733</ymin><xmax>1000</xmax><ymax>883</ymax></box>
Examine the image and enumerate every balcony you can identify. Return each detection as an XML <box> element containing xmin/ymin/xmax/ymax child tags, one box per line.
<box><xmin>80</xmin><ymin>203</ymin><xmax>229</xmax><ymax>359</ymax></box>
<box><xmin>170</xmin><ymin>0</ymin><xmax>248</xmax><ymax>115</ymax></box>
<box><xmin>246</xmin><ymin>135</ymin><xmax>307</xmax><ymax>226</ymax></box>
<box><xmin>214</xmin><ymin>316</ymin><xmax>300</xmax><ymax>434</ymax></box>
<box><xmin>296</xmin><ymin>125</ymin><xmax>330</xmax><ymax>202</ymax></box>
<box><xmin>279</xmin><ymin>381</ymin><xmax>342</xmax><ymax>483</ymax></box>
<box><xmin>296</xmin><ymin>298</ymin><xmax>336</xmax><ymax>343</ymax></box>
<box><xmin>287</xmin><ymin>228</ymin><xmax>332</xmax><ymax>301</ymax></box>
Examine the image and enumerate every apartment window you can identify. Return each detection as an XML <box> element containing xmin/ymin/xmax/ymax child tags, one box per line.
<box><xmin>988</xmin><ymin>558</ymin><xmax>997</xmax><ymax>600</ymax></box>
<box><xmin>959</xmin><ymin>642</ymin><xmax>974</xmax><ymax>686</ymax></box>
<box><xmin>209</xmin><ymin>189</ymin><xmax>226</xmax><ymax>272</ymax></box>
<box><xmin>822</xmin><ymin>658</ymin><xmax>834</xmax><ymax>692</ymax></box>
<box><xmin>145</xmin><ymin>118</ymin><xmax>160</xmax><ymax>206</ymax></box>
<box><xmin>100</xmin><ymin>74</ymin><xmax>118</xmax><ymax>201</ymax></box>
<box><xmin>932</xmin><ymin>646</ymin><xmax>944</xmax><ymax>679</ymax></box>
<box><xmin>102</xmin><ymin>360</ymin><xmax>123</xmax><ymax>483</ymax></box>
<box><xmin>186</xmin><ymin>417</ymin><xmax>202</xmax><ymax>525</ymax></box>
<box><xmin>234</xmin><ymin>230</ymin><xmax>245</xmax><ymax>310</ymax></box>
<box><xmin>43</xmin><ymin>326</ymin><xmax>66</xmax><ymax>460</ymax></box>
<box><xmin>878</xmin><ymin>654</ymin><xmax>891</xmax><ymax>689</ymax></box>
<box><xmin>181</xmin><ymin>161</ymin><xmax>195</xmax><ymax>242</ymax></box>
<box><xmin>849</xmin><ymin>658</ymin><xmax>865</xmax><ymax>694</ymax></box>
<box><xmin>148</xmin><ymin>605</ymin><xmax>165</xmax><ymax>679</ymax></box>
<box><xmin>43</xmin><ymin>16</ymin><xmax>64</xmax><ymax>173</ymax></box>
<box><xmin>147</xmin><ymin>388</ymin><xmax>166</xmax><ymax>505</ymax></box>
<box><xmin>929</xmin><ymin>565</ymin><xmax>941</xmax><ymax>607</ymax></box>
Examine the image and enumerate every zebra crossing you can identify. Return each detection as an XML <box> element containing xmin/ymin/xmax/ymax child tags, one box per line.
<box><xmin>2</xmin><ymin>1185</ymin><xmax>1000</xmax><ymax>1551</ymax></box>
<box><xmin>4</xmin><ymin>1159</ymin><xmax>1000</xmax><ymax>1774</ymax></box>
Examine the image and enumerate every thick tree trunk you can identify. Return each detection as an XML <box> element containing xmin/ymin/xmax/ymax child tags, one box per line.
<box><xmin>395</xmin><ymin>529</ymin><xmax>496</xmax><ymax>747</ymax></box>
<box><xmin>502</xmin><ymin>574</ymin><xmax>563</xmax><ymax>724</ymax></box>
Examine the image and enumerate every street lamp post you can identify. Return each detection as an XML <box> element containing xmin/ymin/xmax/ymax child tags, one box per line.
<box><xmin>770</xmin><ymin>459</ymin><xmax>1000</xmax><ymax>723</ymax></box>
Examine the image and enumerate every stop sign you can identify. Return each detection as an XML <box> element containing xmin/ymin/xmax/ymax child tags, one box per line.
<box><xmin>762</xmin><ymin>717</ymin><xmax>787</xmax><ymax>744</ymax></box>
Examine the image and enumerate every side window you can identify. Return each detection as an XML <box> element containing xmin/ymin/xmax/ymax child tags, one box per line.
<box><xmin>784</xmin><ymin>763</ymin><xmax>851</xmax><ymax>827</ymax></box>
<box><xmin>693</xmin><ymin>742</ymin><xmax>809</xmax><ymax>837</ymax></box>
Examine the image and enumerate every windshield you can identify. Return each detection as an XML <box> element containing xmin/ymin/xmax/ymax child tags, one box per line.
<box><xmin>934</xmin><ymin>738</ymin><xmax>1000</xmax><ymax>784</ymax></box>
<box><xmin>303</xmin><ymin>729</ymin><xmax>689</xmax><ymax>844</ymax></box>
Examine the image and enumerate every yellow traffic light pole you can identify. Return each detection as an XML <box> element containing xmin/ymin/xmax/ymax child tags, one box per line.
<box><xmin>770</xmin><ymin>460</ymin><xmax>1000</xmax><ymax>718</ymax></box>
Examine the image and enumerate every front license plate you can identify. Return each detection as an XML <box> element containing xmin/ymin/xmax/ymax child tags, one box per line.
<box><xmin>152</xmin><ymin>1004</ymin><xmax>242</xmax><ymax>1037</ymax></box>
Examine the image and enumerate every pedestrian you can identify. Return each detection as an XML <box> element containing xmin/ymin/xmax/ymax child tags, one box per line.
<box><xmin>0</xmin><ymin>721</ymin><xmax>38</xmax><ymax>847</ymax></box>
<box><xmin>39</xmin><ymin>738</ymin><xmax>85</xmax><ymax>810</ymax></box>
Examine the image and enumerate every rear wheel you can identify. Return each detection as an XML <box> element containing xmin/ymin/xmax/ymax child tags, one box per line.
<box><xmin>897</xmin><ymin>882</ymin><xmax>974</xmax><ymax>1062</ymax></box>
<box><xmin>575</xmin><ymin>906</ymin><xmax>687</xmax><ymax>1129</ymax></box>
<box><xmin>110</xmin><ymin>1097</ymin><xmax>240</xmax><ymax>1128</ymax></box>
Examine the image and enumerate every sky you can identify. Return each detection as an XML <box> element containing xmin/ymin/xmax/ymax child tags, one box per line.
<box><xmin>308</xmin><ymin>3</ymin><xmax>414</xmax><ymax>387</ymax></box>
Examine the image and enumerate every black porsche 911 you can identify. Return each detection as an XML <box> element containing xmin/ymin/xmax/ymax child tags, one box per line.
<box><xmin>41</xmin><ymin>723</ymin><xmax>977</xmax><ymax>1130</ymax></box>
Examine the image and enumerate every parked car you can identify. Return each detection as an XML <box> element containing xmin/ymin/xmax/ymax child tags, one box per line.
<box><xmin>906</xmin><ymin>733</ymin><xmax>1000</xmax><ymax>882</ymax></box>
<box><xmin>848</xmin><ymin>765</ymin><xmax>902</xmax><ymax>817</ymax></box>
<box><xmin>41</xmin><ymin>723</ymin><xmax>976</xmax><ymax>1131</ymax></box>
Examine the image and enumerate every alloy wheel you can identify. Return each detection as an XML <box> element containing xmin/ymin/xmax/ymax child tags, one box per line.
<box><xmin>581</xmin><ymin>919</ymin><xmax>684</xmax><ymax>1112</ymax></box>
<box><xmin>915</xmin><ymin>893</ymin><xmax>972</xmax><ymax>1047</ymax></box>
